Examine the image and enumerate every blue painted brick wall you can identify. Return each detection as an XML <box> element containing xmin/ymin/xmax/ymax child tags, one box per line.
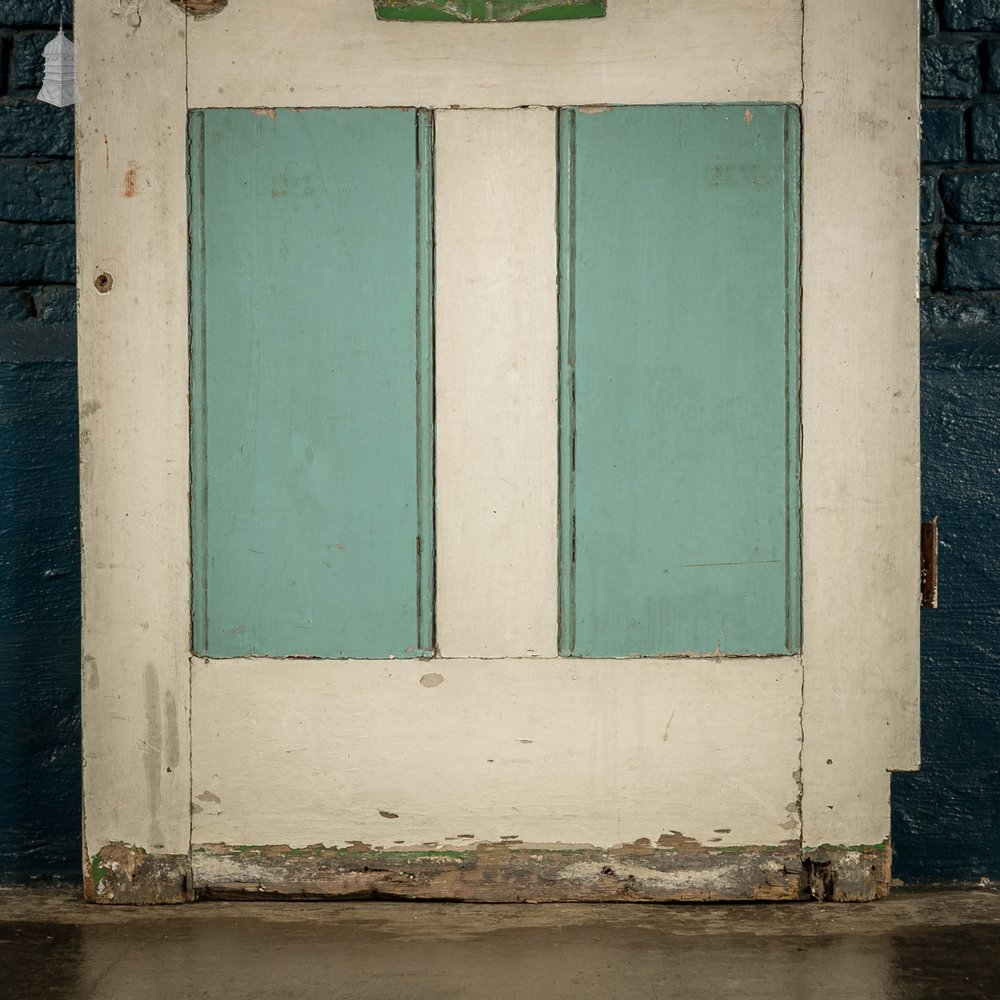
<box><xmin>891</xmin><ymin>0</ymin><xmax>1000</xmax><ymax>883</ymax></box>
<box><xmin>0</xmin><ymin>0</ymin><xmax>80</xmax><ymax>883</ymax></box>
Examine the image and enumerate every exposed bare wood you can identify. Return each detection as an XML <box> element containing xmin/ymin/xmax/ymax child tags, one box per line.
<box><xmin>193</xmin><ymin>842</ymin><xmax>804</xmax><ymax>903</ymax></box>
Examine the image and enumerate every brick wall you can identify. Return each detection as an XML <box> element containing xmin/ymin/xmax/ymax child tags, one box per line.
<box><xmin>922</xmin><ymin>0</ymin><xmax>1000</xmax><ymax>319</ymax></box>
<box><xmin>890</xmin><ymin>0</ymin><xmax>1000</xmax><ymax>883</ymax></box>
<box><xmin>0</xmin><ymin>2</ymin><xmax>75</xmax><ymax>341</ymax></box>
<box><xmin>0</xmin><ymin>1</ymin><xmax>80</xmax><ymax>882</ymax></box>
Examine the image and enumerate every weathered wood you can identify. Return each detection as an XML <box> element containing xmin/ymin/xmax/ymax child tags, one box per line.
<box><xmin>803</xmin><ymin>844</ymin><xmax>892</xmax><ymax>903</ymax></box>
<box><xmin>375</xmin><ymin>0</ymin><xmax>605</xmax><ymax>21</ymax></box>
<box><xmin>799</xmin><ymin>0</ymin><xmax>921</xmax><ymax>852</ymax></box>
<box><xmin>435</xmin><ymin>110</ymin><xmax>558</xmax><ymax>658</ymax></box>
<box><xmin>193</xmin><ymin>842</ymin><xmax>804</xmax><ymax>903</ymax></box>
<box><xmin>191</xmin><ymin>657</ymin><xmax>803</xmax><ymax>851</ymax></box>
<box><xmin>87</xmin><ymin>842</ymin><xmax>192</xmax><ymax>905</ymax></box>
<box><xmin>186</xmin><ymin>0</ymin><xmax>802</xmax><ymax>109</ymax></box>
<box><xmin>76</xmin><ymin>0</ymin><xmax>191</xmax><ymax>897</ymax></box>
<box><xmin>560</xmin><ymin>104</ymin><xmax>801</xmax><ymax>657</ymax></box>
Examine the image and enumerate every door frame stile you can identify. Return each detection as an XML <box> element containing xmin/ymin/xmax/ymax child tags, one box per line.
<box><xmin>77</xmin><ymin>2</ymin><xmax>193</xmax><ymax>902</ymax></box>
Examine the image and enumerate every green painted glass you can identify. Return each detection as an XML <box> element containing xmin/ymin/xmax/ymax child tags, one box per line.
<box><xmin>559</xmin><ymin>105</ymin><xmax>801</xmax><ymax>657</ymax></box>
<box><xmin>375</xmin><ymin>1</ymin><xmax>605</xmax><ymax>22</ymax></box>
<box><xmin>189</xmin><ymin>109</ymin><xmax>434</xmax><ymax>659</ymax></box>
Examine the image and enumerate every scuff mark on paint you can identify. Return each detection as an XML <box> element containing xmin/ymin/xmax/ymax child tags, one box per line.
<box><xmin>379</xmin><ymin>810</ymin><xmax>399</xmax><ymax>819</ymax></box>
<box><xmin>516</xmin><ymin>738</ymin><xmax>534</xmax><ymax>744</ymax></box>
<box><xmin>662</xmin><ymin>709</ymin><xmax>676</xmax><ymax>742</ymax></box>
<box><xmin>196</xmin><ymin>790</ymin><xmax>221</xmax><ymax>804</ymax></box>
<box><xmin>123</xmin><ymin>161</ymin><xmax>139</xmax><ymax>198</ymax></box>
<box><xmin>420</xmin><ymin>672</ymin><xmax>444</xmax><ymax>688</ymax></box>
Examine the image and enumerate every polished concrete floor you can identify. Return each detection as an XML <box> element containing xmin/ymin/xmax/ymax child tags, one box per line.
<box><xmin>2</xmin><ymin>887</ymin><xmax>999</xmax><ymax>999</ymax></box>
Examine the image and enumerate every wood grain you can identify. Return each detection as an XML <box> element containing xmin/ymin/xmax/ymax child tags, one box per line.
<box><xmin>190</xmin><ymin>108</ymin><xmax>433</xmax><ymax>659</ymax></box>
<box><xmin>186</xmin><ymin>0</ymin><xmax>802</xmax><ymax>109</ymax></box>
<box><xmin>560</xmin><ymin>105</ymin><xmax>801</xmax><ymax>657</ymax></box>
<box><xmin>76</xmin><ymin>0</ymin><xmax>192</xmax><ymax>884</ymax></box>
<box><xmin>435</xmin><ymin>110</ymin><xmax>558</xmax><ymax>658</ymax></box>
<box><xmin>800</xmin><ymin>0</ymin><xmax>921</xmax><ymax>850</ymax></box>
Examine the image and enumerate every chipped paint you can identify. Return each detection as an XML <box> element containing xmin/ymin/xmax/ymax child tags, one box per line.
<box><xmin>170</xmin><ymin>0</ymin><xmax>229</xmax><ymax>19</ymax></box>
<box><xmin>86</xmin><ymin>842</ymin><xmax>191</xmax><ymax>904</ymax></box>
<box><xmin>802</xmin><ymin>843</ymin><xmax>891</xmax><ymax>902</ymax></box>
<box><xmin>191</xmin><ymin>841</ymin><xmax>805</xmax><ymax>902</ymax></box>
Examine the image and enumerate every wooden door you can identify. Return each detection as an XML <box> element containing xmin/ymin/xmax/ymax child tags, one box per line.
<box><xmin>77</xmin><ymin>1</ymin><xmax>919</xmax><ymax>904</ymax></box>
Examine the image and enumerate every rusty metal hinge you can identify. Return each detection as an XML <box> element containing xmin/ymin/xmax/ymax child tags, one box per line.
<box><xmin>921</xmin><ymin>518</ymin><xmax>938</xmax><ymax>609</ymax></box>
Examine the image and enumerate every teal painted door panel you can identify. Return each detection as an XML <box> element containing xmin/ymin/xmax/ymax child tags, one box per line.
<box><xmin>190</xmin><ymin>108</ymin><xmax>434</xmax><ymax>659</ymax></box>
<box><xmin>559</xmin><ymin>105</ymin><xmax>801</xmax><ymax>657</ymax></box>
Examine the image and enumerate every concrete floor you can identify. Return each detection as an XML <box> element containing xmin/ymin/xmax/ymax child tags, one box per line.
<box><xmin>2</xmin><ymin>888</ymin><xmax>999</xmax><ymax>1000</ymax></box>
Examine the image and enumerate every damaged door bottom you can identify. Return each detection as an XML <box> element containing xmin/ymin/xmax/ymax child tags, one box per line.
<box><xmin>85</xmin><ymin>841</ymin><xmax>890</xmax><ymax>905</ymax></box>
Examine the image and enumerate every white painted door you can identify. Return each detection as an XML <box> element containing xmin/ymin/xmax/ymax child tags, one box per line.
<box><xmin>76</xmin><ymin>0</ymin><xmax>919</xmax><ymax>904</ymax></box>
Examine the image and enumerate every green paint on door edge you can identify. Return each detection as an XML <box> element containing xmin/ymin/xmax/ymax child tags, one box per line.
<box><xmin>375</xmin><ymin>1</ymin><xmax>605</xmax><ymax>22</ymax></box>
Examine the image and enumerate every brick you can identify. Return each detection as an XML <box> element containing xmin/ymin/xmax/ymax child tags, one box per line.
<box><xmin>970</xmin><ymin>103</ymin><xmax>1000</xmax><ymax>161</ymax></box>
<box><xmin>0</xmin><ymin>223</ymin><xmax>74</xmax><ymax>283</ymax></box>
<box><xmin>922</xmin><ymin>174</ymin><xmax>940</xmax><ymax>225</ymax></box>
<box><xmin>922</xmin><ymin>107</ymin><xmax>966</xmax><ymax>163</ymax></box>
<box><xmin>987</xmin><ymin>42</ymin><xmax>1000</xmax><ymax>92</ymax></box>
<box><xmin>921</xmin><ymin>231</ymin><xmax>938</xmax><ymax>287</ymax></box>
<box><xmin>0</xmin><ymin>160</ymin><xmax>74</xmax><ymax>222</ymax></box>
<box><xmin>923</xmin><ymin>0</ymin><xmax>940</xmax><ymax>34</ymax></box>
<box><xmin>0</xmin><ymin>2</ymin><xmax>71</xmax><ymax>27</ymax></box>
<box><xmin>9</xmin><ymin>32</ymin><xmax>48</xmax><ymax>93</ymax></box>
<box><xmin>0</xmin><ymin>286</ymin><xmax>35</xmax><ymax>323</ymax></box>
<box><xmin>0</xmin><ymin>101</ymin><xmax>73</xmax><ymax>157</ymax></box>
<box><xmin>942</xmin><ymin>0</ymin><xmax>1000</xmax><ymax>30</ymax></box>
<box><xmin>941</xmin><ymin>170</ymin><xmax>1000</xmax><ymax>222</ymax></box>
<box><xmin>921</xmin><ymin>292</ymin><xmax>1000</xmax><ymax>341</ymax></box>
<box><xmin>942</xmin><ymin>231</ymin><xmax>1000</xmax><ymax>290</ymax></box>
<box><xmin>922</xmin><ymin>39</ymin><xmax>981</xmax><ymax>99</ymax></box>
<box><xmin>0</xmin><ymin>284</ymin><xmax>74</xmax><ymax>325</ymax></box>
<box><xmin>33</xmin><ymin>284</ymin><xmax>74</xmax><ymax>323</ymax></box>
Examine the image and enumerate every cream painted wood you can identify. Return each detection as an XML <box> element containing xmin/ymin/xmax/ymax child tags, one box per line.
<box><xmin>800</xmin><ymin>0</ymin><xmax>921</xmax><ymax>849</ymax></box>
<box><xmin>435</xmin><ymin>110</ymin><xmax>558</xmax><ymax>658</ymax></box>
<box><xmin>77</xmin><ymin>0</ymin><xmax>921</xmax><ymax>898</ymax></box>
<box><xmin>191</xmin><ymin>656</ymin><xmax>803</xmax><ymax>850</ymax></box>
<box><xmin>76</xmin><ymin>3</ymin><xmax>191</xmax><ymax>858</ymax></box>
<box><xmin>185</xmin><ymin>0</ymin><xmax>803</xmax><ymax>109</ymax></box>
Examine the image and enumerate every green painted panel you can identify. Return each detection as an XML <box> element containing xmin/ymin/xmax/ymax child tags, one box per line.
<box><xmin>375</xmin><ymin>1</ymin><xmax>605</xmax><ymax>22</ymax></box>
<box><xmin>190</xmin><ymin>108</ymin><xmax>434</xmax><ymax>659</ymax></box>
<box><xmin>559</xmin><ymin>105</ymin><xmax>801</xmax><ymax>657</ymax></box>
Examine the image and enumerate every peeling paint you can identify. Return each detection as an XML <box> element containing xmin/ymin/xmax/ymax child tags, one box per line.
<box><xmin>656</xmin><ymin>830</ymin><xmax>702</xmax><ymax>851</ymax></box>
<box><xmin>170</xmin><ymin>0</ymin><xmax>229</xmax><ymax>19</ymax></box>
<box><xmin>190</xmin><ymin>841</ymin><xmax>805</xmax><ymax>903</ymax></box>
<box><xmin>86</xmin><ymin>842</ymin><xmax>190</xmax><ymax>904</ymax></box>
